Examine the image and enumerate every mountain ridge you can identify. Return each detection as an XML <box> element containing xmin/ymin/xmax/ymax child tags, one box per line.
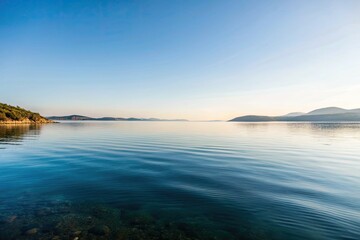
<box><xmin>230</xmin><ymin>107</ymin><xmax>360</xmax><ymax>122</ymax></box>
<box><xmin>48</xmin><ymin>115</ymin><xmax>188</xmax><ymax>122</ymax></box>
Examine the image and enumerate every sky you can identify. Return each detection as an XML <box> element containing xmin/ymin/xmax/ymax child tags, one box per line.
<box><xmin>1</xmin><ymin>0</ymin><xmax>360</xmax><ymax>120</ymax></box>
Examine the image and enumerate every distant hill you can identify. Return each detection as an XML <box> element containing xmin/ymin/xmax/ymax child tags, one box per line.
<box><xmin>282</xmin><ymin>112</ymin><xmax>305</xmax><ymax>117</ymax></box>
<box><xmin>47</xmin><ymin>115</ymin><xmax>93</xmax><ymax>121</ymax></box>
<box><xmin>306</xmin><ymin>107</ymin><xmax>349</xmax><ymax>115</ymax></box>
<box><xmin>0</xmin><ymin>103</ymin><xmax>53</xmax><ymax>124</ymax></box>
<box><xmin>230</xmin><ymin>115</ymin><xmax>276</xmax><ymax>122</ymax></box>
<box><xmin>48</xmin><ymin>115</ymin><xmax>188</xmax><ymax>122</ymax></box>
<box><xmin>229</xmin><ymin>107</ymin><xmax>360</xmax><ymax>122</ymax></box>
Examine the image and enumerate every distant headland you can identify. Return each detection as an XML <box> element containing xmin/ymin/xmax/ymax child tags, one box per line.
<box><xmin>0</xmin><ymin>102</ymin><xmax>53</xmax><ymax>124</ymax></box>
<box><xmin>47</xmin><ymin>115</ymin><xmax>188</xmax><ymax>122</ymax></box>
<box><xmin>229</xmin><ymin>107</ymin><xmax>360</xmax><ymax>122</ymax></box>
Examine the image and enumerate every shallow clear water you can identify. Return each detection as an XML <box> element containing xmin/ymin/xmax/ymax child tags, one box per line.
<box><xmin>0</xmin><ymin>122</ymin><xmax>359</xmax><ymax>239</ymax></box>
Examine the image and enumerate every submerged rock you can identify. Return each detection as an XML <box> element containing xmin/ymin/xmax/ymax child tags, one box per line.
<box><xmin>72</xmin><ymin>230</ymin><xmax>82</xmax><ymax>236</ymax></box>
<box><xmin>25</xmin><ymin>227</ymin><xmax>39</xmax><ymax>235</ymax></box>
<box><xmin>126</xmin><ymin>211</ymin><xmax>154</xmax><ymax>226</ymax></box>
<box><xmin>89</xmin><ymin>224</ymin><xmax>111</xmax><ymax>236</ymax></box>
<box><xmin>35</xmin><ymin>207</ymin><xmax>52</xmax><ymax>216</ymax></box>
<box><xmin>91</xmin><ymin>205</ymin><xmax>109</xmax><ymax>218</ymax></box>
<box><xmin>6</xmin><ymin>215</ymin><xmax>17</xmax><ymax>223</ymax></box>
<box><xmin>0</xmin><ymin>199</ymin><xmax>238</xmax><ymax>240</ymax></box>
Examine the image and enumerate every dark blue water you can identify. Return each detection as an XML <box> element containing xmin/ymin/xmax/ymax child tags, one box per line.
<box><xmin>0</xmin><ymin>122</ymin><xmax>359</xmax><ymax>240</ymax></box>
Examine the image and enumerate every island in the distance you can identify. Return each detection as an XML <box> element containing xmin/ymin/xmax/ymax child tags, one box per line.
<box><xmin>48</xmin><ymin>115</ymin><xmax>188</xmax><ymax>122</ymax></box>
<box><xmin>229</xmin><ymin>107</ymin><xmax>360</xmax><ymax>122</ymax></box>
<box><xmin>0</xmin><ymin>102</ymin><xmax>53</xmax><ymax>124</ymax></box>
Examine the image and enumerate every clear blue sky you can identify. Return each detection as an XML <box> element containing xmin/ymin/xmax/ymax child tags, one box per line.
<box><xmin>1</xmin><ymin>0</ymin><xmax>360</xmax><ymax>120</ymax></box>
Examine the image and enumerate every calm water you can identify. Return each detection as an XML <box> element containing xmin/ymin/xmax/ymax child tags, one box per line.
<box><xmin>0</xmin><ymin>122</ymin><xmax>359</xmax><ymax>240</ymax></box>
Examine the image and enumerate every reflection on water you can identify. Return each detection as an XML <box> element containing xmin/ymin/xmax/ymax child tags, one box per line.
<box><xmin>0</xmin><ymin>124</ymin><xmax>41</xmax><ymax>147</ymax></box>
<box><xmin>0</xmin><ymin>122</ymin><xmax>359</xmax><ymax>240</ymax></box>
<box><xmin>285</xmin><ymin>122</ymin><xmax>360</xmax><ymax>136</ymax></box>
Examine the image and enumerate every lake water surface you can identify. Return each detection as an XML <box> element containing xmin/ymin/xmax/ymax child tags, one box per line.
<box><xmin>0</xmin><ymin>122</ymin><xmax>359</xmax><ymax>239</ymax></box>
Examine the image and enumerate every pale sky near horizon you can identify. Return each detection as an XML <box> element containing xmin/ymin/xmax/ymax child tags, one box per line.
<box><xmin>1</xmin><ymin>0</ymin><xmax>360</xmax><ymax>120</ymax></box>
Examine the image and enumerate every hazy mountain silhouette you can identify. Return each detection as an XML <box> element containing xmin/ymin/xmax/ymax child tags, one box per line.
<box><xmin>306</xmin><ymin>107</ymin><xmax>349</xmax><ymax>115</ymax></box>
<box><xmin>282</xmin><ymin>112</ymin><xmax>305</xmax><ymax>117</ymax></box>
<box><xmin>230</xmin><ymin>107</ymin><xmax>360</xmax><ymax>122</ymax></box>
<box><xmin>48</xmin><ymin>115</ymin><xmax>188</xmax><ymax>122</ymax></box>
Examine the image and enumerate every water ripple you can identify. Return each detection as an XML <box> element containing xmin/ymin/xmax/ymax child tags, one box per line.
<box><xmin>0</xmin><ymin>122</ymin><xmax>359</xmax><ymax>239</ymax></box>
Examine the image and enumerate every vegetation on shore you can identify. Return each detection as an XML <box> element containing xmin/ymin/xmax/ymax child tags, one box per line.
<box><xmin>0</xmin><ymin>102</ymin><xmax>53</xmax><ymax>124</ymax></box>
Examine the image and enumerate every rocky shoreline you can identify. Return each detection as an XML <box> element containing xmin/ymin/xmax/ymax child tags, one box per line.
<box><xmin>0</xmin><ymin>119</ymin><xmax>54</xmax><ymax>124</ymax></box>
